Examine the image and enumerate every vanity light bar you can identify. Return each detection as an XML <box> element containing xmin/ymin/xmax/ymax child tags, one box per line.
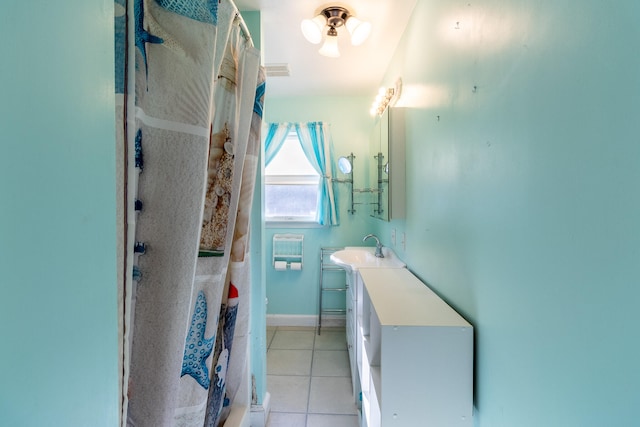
<box><xmin>369</xmin><ymin>78</ymin><xmax>403</xmax><ymax>116</ymax></box>
<box><xmin>369</xmin><ymin>87</ymin><xmax>395</xmax><ymax>116</ymax></box>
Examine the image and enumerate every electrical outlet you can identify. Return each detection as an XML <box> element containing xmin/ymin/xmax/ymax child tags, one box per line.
<box><xmin>391</xmin><ymin>228</ymin><xmax>396</xmax><ymax>246</ymax></box>
<box><xmin>401</xmin><ymin>232</ymin><xmax>406</xmax><ymax>251</ymax></box>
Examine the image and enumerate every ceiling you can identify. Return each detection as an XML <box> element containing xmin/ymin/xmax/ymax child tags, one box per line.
<box><xmin>235</xmin><ymin>0</ymin><xmax>417</xmax><ymax>98</ymax></box>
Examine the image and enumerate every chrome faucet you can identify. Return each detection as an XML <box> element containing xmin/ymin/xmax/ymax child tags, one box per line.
<box><xmin>363</xmin><ymin>234</ymin><xmax>384</xmax><ymax>258</ymax></box>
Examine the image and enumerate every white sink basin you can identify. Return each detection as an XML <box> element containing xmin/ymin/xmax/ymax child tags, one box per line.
<box><xmin>330</xmin><ymin>246</ymin><xmax>406</xmax><ymax>272</ymax></box>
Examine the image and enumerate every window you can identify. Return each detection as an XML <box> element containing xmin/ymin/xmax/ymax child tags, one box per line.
<box><xmin>265</xmin><ymin>131</ymin><xmax>320</xmax><ymax>223</ymax></box>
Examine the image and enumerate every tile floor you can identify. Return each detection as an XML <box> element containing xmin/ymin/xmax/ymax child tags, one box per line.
<box><xmin>266</xmin><ymin>326</ymin><xmax>359</xmax><ymax>427</ymax></box>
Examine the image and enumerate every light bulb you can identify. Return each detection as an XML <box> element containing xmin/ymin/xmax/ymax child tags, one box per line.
<box><xmin>301</xmin><ymin>15</ymin><xmax>326</xmax><ymax>44</ymax></box>
<box><xmin>346</xmin><ymin>16</ymin><xmax>371</xmax><ymax>46</ymax></box>
<box><xmin>319</xmin><ymin>34</ymin><xmax>340</xmax><ymax>58</ymax></box>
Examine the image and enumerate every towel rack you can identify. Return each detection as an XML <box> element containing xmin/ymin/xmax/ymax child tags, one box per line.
<box><xmin>318</xmin><ymin>247</ymin><xmax>346</xmax><ymax>335</ymax></box>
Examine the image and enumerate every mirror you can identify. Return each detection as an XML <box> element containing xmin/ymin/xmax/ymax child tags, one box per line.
<box><xmin>338</xmin><ymin>156</ymin><xmax>352</xmax><ymax>174</ymax></box>
<box><xmin>369</xmin><ymin>107</ymin><xmax>406</xmax><ymax>221</ymax></box>
<box><xmin>369</xmin><ymin>117</ymin><xmax>383</xmax><ymax>217</ymax></box>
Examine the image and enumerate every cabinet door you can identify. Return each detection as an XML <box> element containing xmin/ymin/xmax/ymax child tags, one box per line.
<box><xmin>346</xmin><ymin>291</ymin><xmax>355</xmax><ymax>350</ymax></box>
<box><xmin>369</xmin><ymin>107</ymin><xmax>405</xmax><ymax>221</ymax></box>
<box><xmin>346</xmin><ymin>292</ymin><xmax>360</xmax><ymax>404</ymax></box>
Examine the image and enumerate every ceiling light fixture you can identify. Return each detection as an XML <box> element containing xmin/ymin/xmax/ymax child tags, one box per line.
<box><xmin>301</xmin><ymin>6</ymin><xmax>371</xmax><ymax>58</ymax></box>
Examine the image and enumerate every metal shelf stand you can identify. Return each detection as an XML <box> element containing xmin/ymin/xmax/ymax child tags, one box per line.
<box><xmin>318</xmin><ymin>247</ymin><xmax>346</xmax><ymax>335</ymax></box>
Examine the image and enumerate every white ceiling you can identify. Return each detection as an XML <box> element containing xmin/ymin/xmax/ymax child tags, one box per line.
<box><xmin>235</xmin><ymin>0</ymin><xmax>417</xmax><ymax>97</ymax></box>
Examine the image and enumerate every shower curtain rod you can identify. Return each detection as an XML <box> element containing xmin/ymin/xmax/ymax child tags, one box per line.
<box><xmin>234</xmin><ymin>10</ymin><xmax>254</xmax><ymax>48</ymax></box>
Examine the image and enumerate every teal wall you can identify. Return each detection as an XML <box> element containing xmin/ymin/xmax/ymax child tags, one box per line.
<box><xmin>368</xmin><ymin>0</ymin><xmax>640</xmax><ymax>425</ymax></box>
<box><xmin>2</xmin><ymin>0</ymin><xmax>635</xmax><ymax>424</ymax></box>
<box><xmin>241</xmin><ymin>11</ymin><xmax>261</xmax><ymax>54</ymax></box>
<box><xmin>0</xmin><ymin>1</ymin><xmax>118</xmax><ymax>426</ymax></box>
<box><xmin>263</xmin><ymin>96</ymin><xmax>380</xmax><ymax>315</ymax></box>
<box><xmin>240</xmin><ymin>9</ymin><xmax>270</xmax><ymax>406</ymax></box>
<box><xmin>260</xmin><ymin>0</ymin><xmax>640</xmax><ymax>424</ymax></box>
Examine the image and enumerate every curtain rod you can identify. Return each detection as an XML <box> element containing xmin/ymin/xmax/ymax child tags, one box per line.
<box><xmin>234</xmin><ymin>11</ymin><xmax>254</xmax><ymax>48</ymax></box>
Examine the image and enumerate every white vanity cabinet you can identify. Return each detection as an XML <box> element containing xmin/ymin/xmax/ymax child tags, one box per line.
<box><xmin>357</xmin><ymin>268</ymin><xmax>474</xmax><ymax>427</ymax></box>
<box><xmin>345</xmin><ymin>269</ymin><xmax>361</xmax><ymax>407</ymax></box>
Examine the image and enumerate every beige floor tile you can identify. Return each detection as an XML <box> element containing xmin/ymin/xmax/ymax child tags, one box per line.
<box><xmin>311</xmin><ymin>350</ymin><xmax>350</xmax><ymax>377</ymax></box>
<box><xmin>266</xmin><ymin>412</ymin><xmax>307</xmax><ymax>427</ymax></box>
<box><xmin>267</xmin><ymin>327</ymin><xmax>277</xmax><ymax>348</ymax></box>
<box><xmin>266</xmin><ymin>329</ymin><xmax>357</xmax><ymax>423</ymax></box>
<box><xmin>271</xmin><ymin>330</ymin><xmax>315</xmax><ymax>350</ymax></box>
<box><xmin>268</xmin><ymin>375</ymin><xmax>310</xmax><ymax>413</ymax></box>
<box><xmin>267</xmin><ymin>349</ymin><xmax>312</xmax><ymax>376</ymax></box>
<box><xmin>306</xmin><ymin>414</ymin><xmax>359</xmax><ymax>427</ymax></box>
<box><xmin>308</xmin><ymin>376</ymin><xmax>358</xmax><ymax>415</ymax></box>
<box><xmin>317</xmin><ymin>326</ymin><xmax>340</xmax><ymax>333</ymax></box>
<box><xmin>314</xmin><ymin>330</ymin><xmax>347</xmax><ymax>350</ymax></box>
<box><xmin>277</xmin><ymin>326</ymin><xmax>316</xmax><ymax>331</ymax></box>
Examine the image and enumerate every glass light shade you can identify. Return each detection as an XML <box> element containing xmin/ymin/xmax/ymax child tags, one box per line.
<box><xmin>301</xmin><ymin>15</ymin><xmax>326</xmax><ymax>44</ymax></box>
<box><xmin>345</xmin><ymin>17</ymin><xmax>371</xmax><ymax>46</ymax></box>
<box><xmin>318</xmin><ymin>34</ymin><xmax>340</xmax><ymax>58</ymax></box>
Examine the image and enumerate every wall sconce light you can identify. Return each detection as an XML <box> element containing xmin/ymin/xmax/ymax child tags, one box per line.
<box><xmin>301</xmin><ymin>6</ymin><xmax>371</xmax><ymax>58</ymax></box>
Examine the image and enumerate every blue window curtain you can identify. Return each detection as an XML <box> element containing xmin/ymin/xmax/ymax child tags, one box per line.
<box><xmin>264</xmin><ymin>121</ymin><xmax>339</xmax><ymax>226</ymax></box>
<box><xmin>264</xmin><ymin>122</ymin><xmax>292</xmax><ymax>166</ymax></box>
<box><xmin>294</xmin><ymin>122</ymin><xmax>339</xmax><ymax>226</ymax></box>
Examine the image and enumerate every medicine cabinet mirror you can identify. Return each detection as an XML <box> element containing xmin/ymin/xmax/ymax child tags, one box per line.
<box><xmin>369</xmin><ymin>107</ymin><xmax>406</xmax><ymax>221</ymax></box>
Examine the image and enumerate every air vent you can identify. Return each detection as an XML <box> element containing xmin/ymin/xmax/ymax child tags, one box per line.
<box><xmin>265</xmin><ymin>63</ymin><xmax>291</xmax><ymax>77</ymax></box>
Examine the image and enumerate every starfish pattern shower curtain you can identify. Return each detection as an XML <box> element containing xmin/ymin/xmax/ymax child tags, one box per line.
<box><xmin>115</xmin><ymin>0</ymin><xmax>264</xmax><ymax>425</ymax></box>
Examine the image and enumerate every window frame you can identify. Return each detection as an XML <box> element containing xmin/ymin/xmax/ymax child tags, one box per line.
<box><xmin>264</xmin><ymin>132</ymin><xmax>323</xmax><ymax>227</ymax></box>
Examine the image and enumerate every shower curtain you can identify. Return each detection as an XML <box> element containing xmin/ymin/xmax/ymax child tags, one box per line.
<box><xmin>116</xmin><ymin>0</ymin><xmax>264</xmax><ymax>426</ymax></box>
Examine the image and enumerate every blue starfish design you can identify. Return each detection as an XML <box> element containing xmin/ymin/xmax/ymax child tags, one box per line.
<box><xmin>181</xmin><ymin>291</ymin><xmax>215</xmax><ymax>389</ymax></box>
<box><xmin>253</xmin><ymin>81</ymin><xmax>266</xmax><ymax>118</ymax></box>
<box><xmin>135</xmin><ymin>0</ymin><xmax>164</xmax><ymax>79</ymax></box>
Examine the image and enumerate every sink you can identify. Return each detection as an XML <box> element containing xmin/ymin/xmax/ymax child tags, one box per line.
<box><xmin>330</xmin><ymin>246</ymin><xmax>406</xmax><ymax>272</ymax></box>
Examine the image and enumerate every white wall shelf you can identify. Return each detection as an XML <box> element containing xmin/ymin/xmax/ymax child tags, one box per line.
<box><xmin>272</xmin><ymin>233</ymin><xmax>304</xmax><ymax>270</ymax></box>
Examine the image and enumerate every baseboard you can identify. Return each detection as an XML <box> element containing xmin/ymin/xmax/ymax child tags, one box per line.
<box><xmin>266</xmin><ymin>314</ymin><xmax>345</xmax><ymax>328</ymax></box>
<box><xmin>250</xmin><ymin>392</ymin><xmax>271</xmax><ymax>427</ymax></box>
